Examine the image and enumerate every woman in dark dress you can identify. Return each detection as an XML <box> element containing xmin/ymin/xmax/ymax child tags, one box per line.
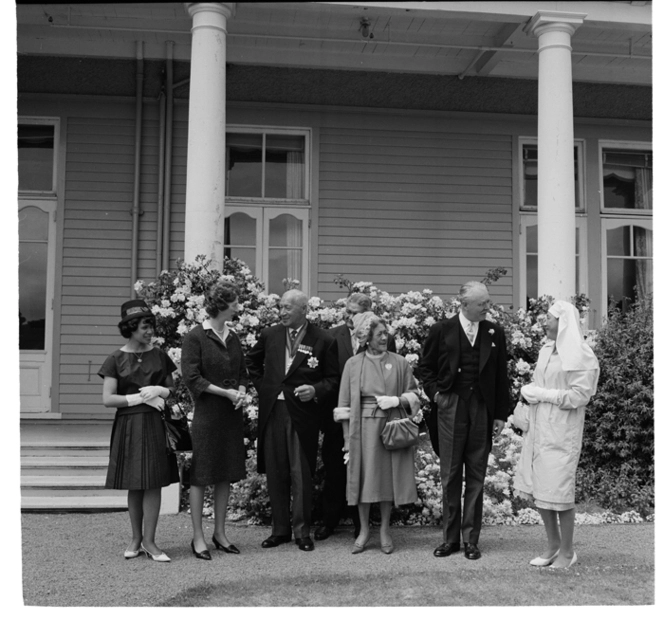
<box><xmin>99</xmin><ymin>300</ymin><xmax>179</xmax><ymax>562</ymax></box>
<box><xmin>181</xmin><ymin>283</ymin><xmax>248</xmax><ymax>560</ymax></box>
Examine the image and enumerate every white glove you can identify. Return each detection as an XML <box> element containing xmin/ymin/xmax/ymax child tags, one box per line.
<box><xmin>140</xmin><ymin>386</ymin><xmax>169</xmax><ymax>400</ymax></box>
<box><xmin>125</xmin><ymin>393</ymin><xmax>143</xmax><ymax>407</ymax></box>
<box><xmin>144</xmin><ymin>396</ymin><xmax>165</xmax><ymax>411</ymax></box>
<box><xmin>521</xmin><ymin>384</ymin><xmax>561</xmax><ymax>405</ymax></box>
<box><xmin>376</xmin><ymin>395</ymin><xmax>399</xmax><ymax>410</ymax></box>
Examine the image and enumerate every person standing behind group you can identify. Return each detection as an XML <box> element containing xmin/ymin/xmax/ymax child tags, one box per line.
<box><xmin>99</xmin><ymin>300</ymin><xmax>179</xmax><ymax>562</ymax></box>
<box><xmin>513</xmin><ymin>300</ymin><xmax>599</xmax><ymax>569</ymax></box>
<box><xmin>336</xmin><ymin>312</ymin><xmax>420</xmax><ymax>555</ymax></box>
<box><xmin>246</xmin><ymin>289</ymin><xmax>340</xmax><ymax>552</ymax></box>
<box><xmin>181</xmin><ymin>283</ymin><xmax>248</xmax><ymax>561</ymax></box>
<box><xmin>419</xmin><ymin>281</ymin><xmax>511</xmax><ymax>560</ymax></box>
<box><xmin>315</xmin><ymin>293</ymin><xmax>396</xmax><ymax>542</ymax></box>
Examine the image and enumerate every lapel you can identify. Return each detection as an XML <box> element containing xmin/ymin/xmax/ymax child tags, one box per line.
<box><xmin>271</xmin><ymin>325</ymin><xmax>287</xmax><ymax>379</ymax></box>
<box><xmin>205</xmin><ymin>328</ymin><xmax>225</xmax><ymax>348</ymax></box>
<box><xmin>479</xmin><ymin>321</ymin><xmax>492</xmax><ymax>373</ymax></box>
<box><xmin>285</xmin><ymin>323</ymin><xmax>315</xmax><ymax>379</ymax></box>
<box><xmin>445</xmin><ymin>315</ymin><xmax>461</xmax><ymax>375</ymax></box>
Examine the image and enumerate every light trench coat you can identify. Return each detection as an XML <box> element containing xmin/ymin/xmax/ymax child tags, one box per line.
<box><xmin>513</xmin><ymin>342</ymin><xmax>599</xmax><ymax>507</ymax></box>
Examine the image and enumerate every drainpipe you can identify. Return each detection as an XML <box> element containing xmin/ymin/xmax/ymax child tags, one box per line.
<box><xmin>155</xmin><ymin>88</ymin><xmax>166</xmax><ymax>276</ymax></box>
<box><xmin>130</xmin><ymin>41</ymin><xmax>144</xmax><ymax>298</ymax></box>
<box><xmin>162</xmin><ymin>41</ymin><xmax>174</xmax><ymax>270</ymax></box>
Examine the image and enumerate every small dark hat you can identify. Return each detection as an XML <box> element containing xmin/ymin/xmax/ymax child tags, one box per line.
<box><xmin>119</xmin><ymin>299</ymin><xmax>154</xmax><ymax>325</ymax></box>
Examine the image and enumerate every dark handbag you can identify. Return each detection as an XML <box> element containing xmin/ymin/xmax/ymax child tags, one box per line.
<box><xmin>162</xmin><ymin>404</ymin><xmax>193</xmax><ymax>453</ymax></box>
<box><xmin>377</xmin><ymin>404</ymin><xmax>419</xmax><ymax>451</ymax></box>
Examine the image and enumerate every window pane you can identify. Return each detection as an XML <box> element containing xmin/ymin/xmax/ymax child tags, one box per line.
<box><xmin>224</xmin><ymin>247</ymin><xmax>256</xmax><ymax>273</ymax></box>
<box><xmin>522</xmin><ymin>145</ymin><xmax>579</xmax><ymax>208</ymax></box>
<box><xmin>633</xmin><ymin>227</ymin><xmax>652</xmax><ymax>257</ymax></box>
<box><xmin>227</xmin><ymin>133</ymin><xmax>262</xmax><ymax>197</ymax></box>
<box><xmin>19</xmin><ymin>207</ymin><xmax>49</xmax><ymax>241</ymax></box>
<box><xmin>225</xmin><ymin>212</ymin><xmax>256</xmax><ymax>246</ymax></box>
<box><xmin>19</xmin><ymin>241</ymin><xmax>48</xmax><ymax>350</ymax></box>
<box><xmin>602</xmin><ymin>148</ymin><xmax>653</xmax><ymax>210</ymax></box>
<box><xmin>268</xmin><ymin>248</ymin><xmax>302</xmax><ymax>295</ymax></box>
<box><xmin>526</xmin><ymin>225</ymin><xmax>537</xmax><ymax>253</ymax></box>
<box><xmin>607</xmin><ymin>257</ymin><xmax>638</xmax><ymax>311</ymax></box>
<box><xmin>606</xmin><ymin>226</ymin><xmax>630</xmax><ymax>257</ymax></box>
<box><xmin>269</xmin><ymin>214</ymin><xmax>302</xmax><ymax>248</ymax></box>
<box><xmin>265</xmin><ymin>135</ymin><xmax>305</xmax><ymax>199</ymax></box>
<box><xmin>18</xmin><ymin>124</ymin><xmax>54</xmax><ymax>192</ymax></box>
<box><xmin>526</xmin><ymin>255</ymin><xmax>538</xmax><ymax>303</ymax></box>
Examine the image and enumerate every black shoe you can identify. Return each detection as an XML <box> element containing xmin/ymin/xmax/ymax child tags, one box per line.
<box><xmin>314</xmin><ymin>526</ymin><xmax>334</xmax><ymax>541</ymax></box>
<box><xmin>190</xmin><ymin>540</ymin><xmax>212</xmax><ymax>561</ymax></box>
<box><xmin>464</xmin><ymin>542</ymin><xmax>481</xmax><ymax>560</ymax></box>
<box><xmin>261</xmin><ymin>534</ymin><xmax>292</xmax><ymax>549</ymax></box>
<box><xmin>295</xmin><ymin>537</ymin><xmax>315</xmax><ymax>551</ymax></box>
<box><xmin>212</xmin><ymin>534</ymin><xmax>240</xmax><ymax>554</ymax></box>
<box><xmin>433</xmin><ymin>542</ymin><xmax>461</xmax><ymax>557</ymax></box>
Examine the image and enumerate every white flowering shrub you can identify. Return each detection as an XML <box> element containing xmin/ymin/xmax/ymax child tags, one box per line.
<box><xmin>137</xmin><ymin>260</ymin><xmax>646</xmax><ymax>524</ymax></box>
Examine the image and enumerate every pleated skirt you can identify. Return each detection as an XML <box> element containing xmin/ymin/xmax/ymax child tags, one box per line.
<box><xmin>358</xmin><ymin>416</ymin><xmax>417</xmax><ymax>506</ymax></box>
<box><xmin>105</xmin><ymin>410</ymin><xmax>180</xmax><ymax>490</ymax></box>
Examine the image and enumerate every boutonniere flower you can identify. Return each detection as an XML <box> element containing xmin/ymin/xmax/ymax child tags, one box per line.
<box><xmin>491</xmin><ymin>342</ymin><xmax>496</xmax><ymax>348</ymax></box>
<box><xmin>307</xmin><ymin>356</ymin><xmax>319</xmax><ymax>369</ymax></box>
<box><xmin>488</xmin><ymin>329</ymin><xmax>495</xmax><ymax>336</ymax></box>
<box><xmin>385</xmin><ymin>363</ymin><xmax>393</xmax><ymax>371</ymax></box>
<box><xmin>298</xmin><ymin>344</ymin><xmax>313</xmax><ymax>355</ymax></box>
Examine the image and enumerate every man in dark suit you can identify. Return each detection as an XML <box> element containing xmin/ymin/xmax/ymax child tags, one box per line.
<box><xmin>419</xmin><ymin>281</ymin><xmax>511</xmax><ymax>560</ymax></box>
<box><xmin>314</xmin><ymin>293</ymin><xmax>396</xmax><ymax>541</ymax></box>
<box><xmin>246</xmin><ymin>289</ymin><xmax>339</xmax><ymax>552</ymax></box>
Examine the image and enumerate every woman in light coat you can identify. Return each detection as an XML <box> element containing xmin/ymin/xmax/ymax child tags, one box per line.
<box><xmin>335</xmin><ymin>312</ymin><xmax>420</xmax><ymax>555</ymax></box>
<box><xmin>513</xmin><ymin>300</ymin><xmax>599</xmax><ymax>569</ymax></box>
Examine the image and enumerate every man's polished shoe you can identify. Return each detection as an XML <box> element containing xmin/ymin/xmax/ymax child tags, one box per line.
<box><xmin>261</xmin><ymin>534</ymin><xmax>292</xmax><ymax>549</ymax></box>
<box><xmin>464</xmin><ymin>543</ymin><xmax>482</xmax><ymax>560</ymax></box>
<box><xmin>295</xmin><ymin>537</ymin><xmax>315</xmax><ymax>551</ymax></box>
<box><xmin>314</xmin><ymin>526</ymin><xmax>334</xmax><ymax>541</ymax></box>
<box><xmin>433</xmin><ymin>542</ymin><xmax>460</xmax><ymax>557</ymax></box>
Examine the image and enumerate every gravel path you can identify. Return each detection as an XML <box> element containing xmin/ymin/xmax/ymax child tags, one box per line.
<box><xmin>20</xmin><ymin>512</ymin><xmax>654</xmax><ymax>607</ymax></box>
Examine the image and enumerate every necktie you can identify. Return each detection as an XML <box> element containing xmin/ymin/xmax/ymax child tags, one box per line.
<box><xmin>466</xmin><ymin>322</ymin><xmax>475</xmax><ymax>345</ymax></box>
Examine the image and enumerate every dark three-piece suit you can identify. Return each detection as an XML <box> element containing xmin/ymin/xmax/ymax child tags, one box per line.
<box><xmin>419</xmin><ymin>314</ymin><xmax>511</xmax><ymax>545</ymax></box>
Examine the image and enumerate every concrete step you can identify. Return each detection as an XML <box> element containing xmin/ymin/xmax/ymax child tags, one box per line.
<box><xmin>21</xmin><ymin>456</ymin><xmax>109</xmax><ymax>476</ymax></box>
<box><xmin>21</xmin><ymin>495</ymin><xmax>128</xmax><ymax>511</ymax></box>
<box><xmin>21</xmin><ymin>442</ymin><xmax>110</xmax><ymax>457</ymax></box>
<box><xmin>21</xmin><ymin>475</ymin><xmax>118</xmax><ymax>493</ymax></box>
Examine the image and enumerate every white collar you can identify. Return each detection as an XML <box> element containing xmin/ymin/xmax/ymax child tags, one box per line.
<box><xmin>203</xmin><ymin>319</ymin><xmax>229</xmax><ymax>342</ymax></box>
<box><xmin>458</xmin><ymin>312</ymin><xmax>478</xmax><ymax>332</ymax></box>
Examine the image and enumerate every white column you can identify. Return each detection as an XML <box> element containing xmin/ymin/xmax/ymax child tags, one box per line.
<box><xmin>526</xmin><ymin>11</ymin><xmax>585</xmax><ymax>301</ymax></box>
<box><xmin>184</xmin><ymin>2</ymin><xmax>234</xmax><ymax>267</ymax></box>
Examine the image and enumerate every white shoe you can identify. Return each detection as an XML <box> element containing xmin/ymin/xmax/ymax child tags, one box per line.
<box><xmin>124</xmin><ymin>547</ymin><xmax>142</xmax><ymax>559</ymax></box>
<box><xmin>552</xmin><ymin>551</ymin><xmax>577</xmax><ymax>569</ymax></box>
<box><xmin>529</xmin><ymin>549</ymin><xmax>559</xmax><ymax>566</ymax></box>
<box><xmin>141</xmin><ymin>544</ymin><xmax>171</xmax><ymax>562</ymax></box>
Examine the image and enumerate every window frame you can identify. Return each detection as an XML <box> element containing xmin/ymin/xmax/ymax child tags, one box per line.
<box><xmin>17</xmin><ymin>117</ymin><xmax>60</xmax><ymax>197</ymax></box>
<box><xmin>600</xmin><ymin>218</ymin><xmax>653</xmax><ymax>316</ymax></box>
<box><xmin>518</xmin><ymin>137</ymin><xmax>586</xmax><ymax>213</ymax></box>
<box><xmin>225</xmin><ymin>125</ymin><xmax>311</xmax><ymax>205</ymax></box>
<box><xmin>598</xmin><ymin>140</ymin><xmax>653</xmax><ymax>216</ymax></box>
<box><xmin>518</xmin><ymin>213</ymin><xmax>588</xmax><ymax>308</ymax></box>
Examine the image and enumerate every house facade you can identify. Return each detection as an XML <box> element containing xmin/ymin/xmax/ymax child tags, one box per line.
<box><xmin>16</xmin><ymin>2</ymin><xmax>651</xmax><ymax>508</ymax></box>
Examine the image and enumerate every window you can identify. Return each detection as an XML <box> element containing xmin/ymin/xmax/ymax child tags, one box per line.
<box><xmin>599</xmin><ymin>142</ymin><xmax>653</xmax><ymax>315</ymax></box>
<box><xmin>520</xmin><ymin>139</ymin><xmax>584</xmax><ymax>211</ymax></box>
<box><xmin>519</xmin><ymin>215</ymin><xmax>587</xmax><ymax>309</ymax></box>
<box><xmin>18</xmin><ymin>122</ymin><xmax>57</xmax><ymax>193</ymax></box>
<box><xmin>602</xmin><ymin>220</ymin><xmax>652</xmax><ymax>313</ymax></box>
<box><xmin>601</xmin><ymin>146</ymin><xmax>652</xmax><ymax>213</ymax></box>
<box><xmin>224</xmin><ymin>128</ymin><xmax>310</xmax><ymax>294</ymax></box>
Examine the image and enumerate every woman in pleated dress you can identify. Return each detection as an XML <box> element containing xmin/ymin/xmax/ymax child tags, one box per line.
<box><xmin>99</xmin><ymin>300</ymin><xmax>179</xmax><ymax>562</ymax></box>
